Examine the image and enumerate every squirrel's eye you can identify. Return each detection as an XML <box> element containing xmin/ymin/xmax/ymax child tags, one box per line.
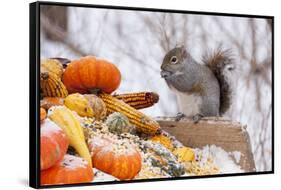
<box><xmin>170</xmin><ymin>56</ymin><xmax>178</xmax><ymax>64</ymax></box>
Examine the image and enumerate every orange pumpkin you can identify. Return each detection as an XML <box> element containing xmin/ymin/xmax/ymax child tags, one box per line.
<box><xmin>40</xmin><ymin>119</ymin><xmax>69</xmax><ymax>170</ymax></box>
<box><xmin>41</xmin><ymin>154</ymin><xmax>94</xmax><ymax>185</ymax></box>
<box><xmin>62</xmin><ymin>56</ymin><xmax>121</xmax><ymax>94</ymax></box>
<box><xmin>89</xmin><ymin>136</ymin><xmax>142</xmax><ymax>180</ymax></box>
<box><xmin>88</xmin><ymin>136</ymin><xmax>111</xmax><ymax>157</ymax></box>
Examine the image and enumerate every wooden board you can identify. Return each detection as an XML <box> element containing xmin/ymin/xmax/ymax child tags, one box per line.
<box><xmin>156</xmin><ymin>116</ymin><xmax>256</xmax><ymax>172</ymax></box>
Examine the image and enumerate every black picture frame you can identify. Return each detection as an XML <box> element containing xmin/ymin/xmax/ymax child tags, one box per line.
<box><xmin>29</xmin><ymin>1</ymin><xmax>274</xmax><ymax>189</ymax></box>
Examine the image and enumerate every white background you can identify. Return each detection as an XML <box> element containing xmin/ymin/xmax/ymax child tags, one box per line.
<box><xmin>0</xmin><ymin>0</ymin><xmax>278</xmax><ymax>189</ymax></box>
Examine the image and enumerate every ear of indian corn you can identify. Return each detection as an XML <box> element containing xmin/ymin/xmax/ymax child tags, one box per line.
<box><xmin>99</xmin><ymin>92</ymin><xmax>160</xmax><ymax>135</ymax></box>
<box><xmin>49</xmin><ymin>106</ymin><xmax>92</xmax><ymax>167</ymax></box>
<box><xmin>114</xmin><ymin>92</ymin><xmax>159</xmax><ymax>109</ymax></box>
<box><xmin>40</xmin><ymin>72</ymin><xmax>68</xmax><ymax>98</ymax></box>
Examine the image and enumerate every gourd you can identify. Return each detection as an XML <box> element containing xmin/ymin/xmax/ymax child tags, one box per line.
<box><xmin>40</xmin><ymin>119</ymin><xmax>69</xmax><ymax>170</ymax></box>
<box><xmin>40</xmin><ymin>108</ymin><xmax>47</xmax><ymax>121</ymax></box>
<box><xmin>99</xmin><ymin>92</ymin><xmax>160</xmax><ymax>135</ymax></box>
<box><xmin>106</xmin><ymin>112</ymin><xmax>135</xmax><ymax>134</ymax></box>
<box><xmin>49</xmin><ymin>106</ymin><xmax>92</xmax><ymax>167</ymax></box>
<box><xmin>173</xmin><ymin>147</ymin><xmax>195</xmax><ymax>162</ymax></box>
<box><xmin>40</xmin><ymin>72</ymin><xmax>68</xmax><ymax>98</ymax></box>
<box><xmin>40</xmin><ymin>97</ymin><xmax>64</xmax><ymax>110</ymax></box>
<box><xmin>41</xmin><ymin>154</ymin><xmax>94</xmax><ymax>185</ymax></box>
<box><xmin>64</xmin><ymin>93</ymin><xmax>107</xmax><ymax>120</ymax></box>
<box><xmin>114</xmin><ymin>92</ymin><xmax>159</xmax><ymax>109</ymax></box>
<box><xmin>62</xmin><ymin>56</ymin><xmax>121</xmax><ymax>94</ymax></box>
<box><xmin>41</xmin><ymin>59</ymin><xmax>64</xmax><ymax>79</ymax></box>
<box><xmin>88</xmin><ymin>136</ymin><xmax>142</xmax><ymax>180</ymax></box>
<box><xmin>146</xmin><ymin>143</ymin><xmax>185</xmax><ymax>177</ymax></box>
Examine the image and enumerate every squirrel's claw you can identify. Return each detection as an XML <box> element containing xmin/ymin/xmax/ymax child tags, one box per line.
<box><xmin>175</xmin><ymin>112</ymin><xmax>186</xmax><ymax>121</ymax></box>
<box><xmin>192</xmin><ymin>114</ymin><xmax>204</xmax><ymax>123</ymax></box>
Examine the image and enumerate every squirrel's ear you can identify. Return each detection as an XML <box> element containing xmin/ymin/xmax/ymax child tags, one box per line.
<box><xmin>180</xmin><ymin>46</ymin><xmax>188</xmax><ymax>58</ymax></box>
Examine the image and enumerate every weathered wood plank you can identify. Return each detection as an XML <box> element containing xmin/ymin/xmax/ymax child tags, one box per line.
<box><xmin>156</xmin><ymin>116</ymin><xmax>256</xmax><ymax>172</ymax></box>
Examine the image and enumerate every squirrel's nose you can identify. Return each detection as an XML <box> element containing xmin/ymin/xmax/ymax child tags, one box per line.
<box><xmin>160</xmin><ymin>70</ymin><xmax>171</xmax><ymax>78</ymax></box>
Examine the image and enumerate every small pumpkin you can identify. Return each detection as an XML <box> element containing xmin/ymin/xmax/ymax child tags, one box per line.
<box><xmin>62</xmin><ymin>56</ymin><xmax>121</xmax><ymax>94</ymax></box>
<box><xmin>173</xmin><ymin>147</ymin><xmax>195</xmax><ymax>162</ymax></box>
<box><xmin>89</xmin><ymin>136</ymin><xmax>142</xmax><ymax>180</ymax></box>
<box><xmin>40</xmin><ymin>119</ymin><xmax>69</xmax><ymax>170</ymax></box>
<box><xmin>105</xmin><ymin>112</ymin><xmax>135</xmax><ymax>134</ymax></box>
<box><xmin>88</xmin><ymin>136</ymin><xmax>111</xmax><ymax>156</ymax></box>
<box><xmin>40</xmin><ymin>97</ymin><xmax>64</xmax><ymax>110</ymax></box>
<box><xmin>41</xmin><ymin>154</ymin><xmax>94</xmax><ymax>185</ymax></box>
<box><xmin>40</xmin><ymin>107</ymin><xmax>47</xmax><ymax>122</ymax></box>
<box><xmin>64</xmin><ymin>93</ymin><xmax>107</xmax><ymax>120</ymax></box>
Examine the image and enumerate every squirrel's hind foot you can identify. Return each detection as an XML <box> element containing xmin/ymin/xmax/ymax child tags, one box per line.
<box><xmin>175</xmin><ymin>113</ymin><xmax>204</xmax><ymax>123</ymax></box>
<box><xmin>175</xmin><ymin>112</ymin><xmax>186</xmax><ymax>121</ymax></box>
<box><xmin>192</xmin><ymin>114</ymin><xmax>204</xmax><ymax>123</ymax></box>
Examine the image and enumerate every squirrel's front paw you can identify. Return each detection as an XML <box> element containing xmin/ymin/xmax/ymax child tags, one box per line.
<box><xmin>175</xmin><ymin>112</ymin><xmax>186</xmax><ymax>121</ymax></box>
<box><xmin>192</xmin><ymin>114</ymin><xmax>204</xmax><ymax>123</ymax></box>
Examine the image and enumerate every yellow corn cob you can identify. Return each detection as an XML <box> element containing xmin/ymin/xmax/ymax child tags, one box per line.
<box><xmin>49</xmin><ymin>106</ymin><xmax>92</xmax><ymax>167</ymax></box>
<box><xmin>40</xmin><ymin>72</ymin><xmax>68</xmax><ymax>98</ymax></box>
<box><xmin>99</xmin><ymin>92</ymin><xmax>160</xmax><ymax>135</ymax></box>
<box><xmin>114</xmin><ymin>92</ymin><xmax>159</xmax><ymax>110</ymax></box>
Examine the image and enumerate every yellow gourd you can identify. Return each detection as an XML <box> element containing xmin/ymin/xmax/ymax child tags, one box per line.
<box><xmin>49</xmin><ymin>106</ymin><xmax>92</xmax><ymax>167</ymax></box>
<box><xmin>41</xmin><ymin>59</ymin><xmax>63</xmax><ymax>79</ymax></box>
<box><xmin>173</xmin><ymin>147</ymin><xmax>195</xmax><ymax>162</ymax></box>
<box><xmin>64</xmin><ymin>93</ymin><xmax>107</xmax><ymax>120</ymax></box>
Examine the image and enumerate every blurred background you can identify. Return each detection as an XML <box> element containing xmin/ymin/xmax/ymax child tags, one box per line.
<box><xmin>40</xmin><ymin>5</ymin><xmax>272</xmax><ymax>172</ymax></box>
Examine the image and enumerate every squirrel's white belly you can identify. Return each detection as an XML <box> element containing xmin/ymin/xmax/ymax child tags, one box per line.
<box><xmin>171</xmin><ymin>87</ymin><xmax>202</xmax><ymax>117</ymax></box>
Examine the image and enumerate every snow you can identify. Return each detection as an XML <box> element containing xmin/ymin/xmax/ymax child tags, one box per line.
<box><xmin>229</xmin><ymin>151</ymin><xmax>242</xmax><ymax>164</ymax></box>
<box><xmin>61</xmin><ymin>154</ymin><xmax>88</xmax><ymax>170</ymax></box>
<box><xmin>40</xmin><ymin>118</ymin><xmax>63</xmax><ymax>136</ymax></box>
<box><xmin>93</xmin><ymin>169</ymin><xmax>118</xmax><ymax>182</ymax></box>
<box><xmin>195</xmin><ymin>145</ymin><xmax>244</xmax><ymax>174</ymax></box>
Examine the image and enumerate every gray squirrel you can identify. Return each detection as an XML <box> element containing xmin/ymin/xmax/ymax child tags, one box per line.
<box><xmin>160</xmin><ymin>46</ymin><xmax>234</xmax><ymax>122</ymax></box>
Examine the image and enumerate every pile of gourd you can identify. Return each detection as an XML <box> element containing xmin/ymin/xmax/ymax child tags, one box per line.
<box><xmin>39</xmin><ymin>56</ymin><xmax>216</xmax><ymax>185</ymax></box>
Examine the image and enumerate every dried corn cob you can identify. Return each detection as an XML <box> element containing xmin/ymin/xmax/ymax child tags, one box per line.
<box><xmin>40</xmin><ymin>72</ymin><xmax>68</xmax><ymax>98</ymax></box>
<box><xmin>99</xmin><ymin>92</ymin><xmax>160</xmax><ymax>135</ymax></box>
<box><xmin>114</xmin><ymin>92</ymin><xmax>159</xmax><ymax>109</ymax></box>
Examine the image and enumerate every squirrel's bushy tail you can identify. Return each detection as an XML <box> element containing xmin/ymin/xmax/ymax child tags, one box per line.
<box><xmin>203</xmin><ymin>49</ymin><xmax>235</xmax><ymax>115</ymax></box>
